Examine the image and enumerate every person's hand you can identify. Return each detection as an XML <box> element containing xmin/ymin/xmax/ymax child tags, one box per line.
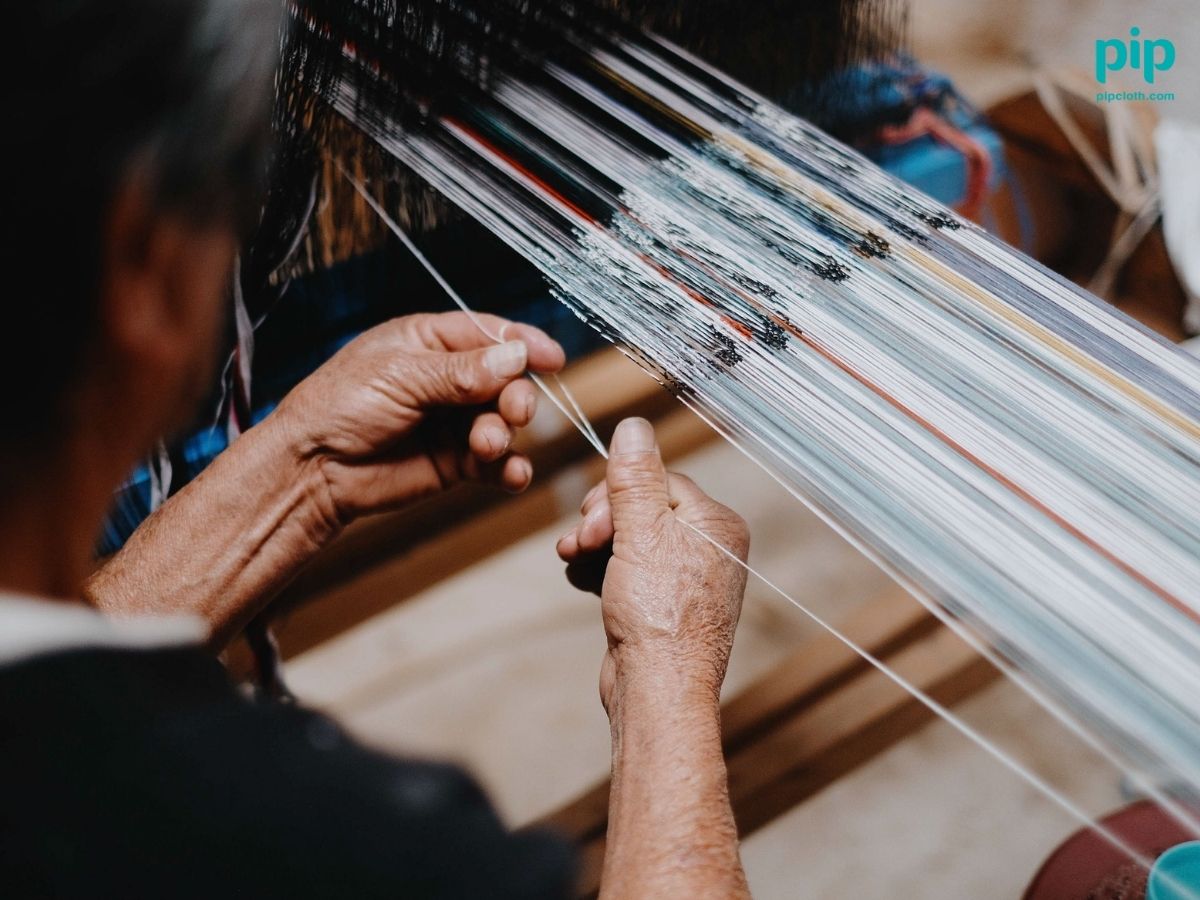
<box><xmin>271</xmin><ymin>311</ymin><xmax>565</xmax><ymax>529</ymax></box>
<box><xmin>556</xmin><ymin>418</ymin><xmax>749</xmax><ymax>712</ymax></box>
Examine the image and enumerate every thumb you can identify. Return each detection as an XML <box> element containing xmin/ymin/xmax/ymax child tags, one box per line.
<box><xmin>606</xmin><ymin>417</ymin><xmax>671</xmax><ymax>532</ymax></box>
<box><xmin>405</xmin><ymin>340</ymin><xmax>528</xmax><ymax>408</ymax></box>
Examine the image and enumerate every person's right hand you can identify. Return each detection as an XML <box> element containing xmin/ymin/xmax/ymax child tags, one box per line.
<box><xmin>556</xmin><ymin>417</ymin><xmax>749</xmax><ymax>713</ymax></box>
<box><xmin>271</xmin><ymin>311</ymin><xmax>565</xmax><ymax>530</ymax></box>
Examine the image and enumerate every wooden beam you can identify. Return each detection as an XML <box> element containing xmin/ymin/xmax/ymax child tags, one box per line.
<box><xmin>727</xmin><ymin>624</ymin><xmax>995</xmax><ymax>835</ymax></box>
<box><xmin>539</xmin><ymin>589</ymin><xmax>999</xmax><ymax>897</ymax></box>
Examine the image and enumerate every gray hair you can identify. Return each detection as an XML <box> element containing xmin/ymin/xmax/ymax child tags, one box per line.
<box><xmin>1</xmin><ymin>0</ymin><xmax>282</xmax><ymax>447</ymax></box>
<box><xmin>111</xmin><ymin>0</ymin><xmax>282</xmax><ymax>227</ymax></box>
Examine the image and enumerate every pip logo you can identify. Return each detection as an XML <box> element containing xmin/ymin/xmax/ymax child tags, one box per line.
<box><xmin>1096</xmin><ymin>28</ymin><xmax>1176</xmax><ymax>84</ymax></box>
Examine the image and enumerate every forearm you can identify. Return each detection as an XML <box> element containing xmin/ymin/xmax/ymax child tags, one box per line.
<box><xmin>84</xmin><ymin>415</ymin><xmax>340</xmax><ymax>648</ymax></box>
<box><xmin>602</xmin><ymin>663</ymin><xmax>749</xmax><ymax>900</ymax></box>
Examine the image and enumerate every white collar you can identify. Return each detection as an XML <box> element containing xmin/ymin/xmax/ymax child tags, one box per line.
<box><xmin>0</xmin><ymin>593</ymin><xmax>205</xmax><ymax>666</ymax></box>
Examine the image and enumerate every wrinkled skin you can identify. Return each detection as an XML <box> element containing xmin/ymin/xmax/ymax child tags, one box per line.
<box><xmin>86</xmin><ymin>311</ymin><xmax>567</xmax><ymax>647</ymax></box>
<box><xmin>555</xmin><ymin>418</ymin><xmax>752</xmax><ymax>900</ymax></box>
<box><xmin>555</xmin><ymin>418</ymin><xmax>749</xmax><ymax>712</ymax></box>
<box><xmin>275</xmin><ymin>312</ymin><xmax>566</xmax><ymax>527</ymax></box>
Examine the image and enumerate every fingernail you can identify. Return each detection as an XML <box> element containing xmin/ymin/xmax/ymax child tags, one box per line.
<box><xmin>611</xmin><ymin>417</ymin><xmax>655</xmax><ymax>454</ymax></box>
<box><xmin>485</xmin><ymin>341</ymin><xmax>527</xmax><ymax>379</ymax></box>
<box><xmin>524</xmin><ymin>391</ymin><xmax>536</xmax><ymax>422</ymax></box>
<box><xmin>517</xmin><ymin>458</ymin><xmax>533</xmax><ymax>484</ymax></box>
<box><xmin>557</xmin><ymin>528</ymin><xmax>576</xmax><ymax>545</ymax></box>
<box><xmin>488</xmin><ymin>427</ymin><xmax>510</xmax><ymax>455</ymax></box>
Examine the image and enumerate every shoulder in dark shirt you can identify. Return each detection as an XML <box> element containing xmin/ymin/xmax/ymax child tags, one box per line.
<box><xmin>0</xmin><ymin>644</ymin><xmax>575</xmax><ymax>899</ymax></box>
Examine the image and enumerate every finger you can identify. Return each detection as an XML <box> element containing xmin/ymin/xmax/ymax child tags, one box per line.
<box><xmin>405</xmin><ymin>340</ymin><xmax>528</xmax><ymax>408</ymax></box>
<box><xmin>498</xmin><ymin>378</ymin><xmax>538</xmax><ymax>428</ymax></box>
<box><xmin>555</xmin><ymin>495</ymin><xmax>612</xmax><ymax>561</ymax></box>
<box><xmin>497</xmin><ymin>453</ymin><xmax>533</xmax><ymax>493</ymax></box>
<box><xmin>580</xmin><ymin>481</ymin><xmax>605</xmax><ymax>517</ymax></box>
<box><xmin>461</xmin><ymin>448</ymin><xmax>532</xmax><ymax>493</ymax></box>
<box><xmin>605</xmin><ymin>417</ymin><xmax>671</xmax><ymax>532</ymax></box>
<box><xmin>408</xmin><ymin>313</ymin><xmax>565</xmax><ymax>373</ymax></box>
<box><xmin>404</xmin><ymin>311</ymin><xmax>508</xmax><ymax>352</ymax></box>
<box><xmin>496</xmin><ymin>322</ymin><xmax>566</xmax><ymax>374</ymax></box>
<box><xmin>556</xmin><ymin>526</ymin><xmax>582</xmax><ymax>562</ymax></box>
<box><xmin>577</xmin><ymin>496</ymin><xmax>614</xmax><ymax>552</ymax></box>
<box><xmin>468</xmin><ymin>411</ymin><xmax>513</xmax><ymax>462</ymax></box>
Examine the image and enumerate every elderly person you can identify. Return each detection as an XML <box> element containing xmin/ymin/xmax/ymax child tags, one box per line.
<box><xmin>1</xmin><ymin>0</ymin><xmax>751</xmax><ymax>897</ymax></box>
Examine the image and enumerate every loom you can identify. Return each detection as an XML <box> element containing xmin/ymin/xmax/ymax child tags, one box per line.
<box><xmin>246</xmin><ymin>0</ymin><xmax>1200</xmax><ymax>882</ymax></box>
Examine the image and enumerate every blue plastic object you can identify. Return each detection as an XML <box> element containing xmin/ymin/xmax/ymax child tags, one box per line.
<box><xmin>871</xmin><ymin>126</ymin><xmax>1005</xmax><ymax>206</ymax></box>
<box><xmin>818</xmin><ymin>56</ymin><xmax>1006</xmax><ymax>207</ymax></box>
<box><xmin>1148</xmin><ymin>841</ymin><xmax>1200</xmax><ymax>900</ymax></box>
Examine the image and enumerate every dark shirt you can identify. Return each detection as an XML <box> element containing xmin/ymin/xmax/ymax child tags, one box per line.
<box><xmin>0</xmin><ymin>641</ymin><xmax>575</xmax><ymax>899</ymax></box>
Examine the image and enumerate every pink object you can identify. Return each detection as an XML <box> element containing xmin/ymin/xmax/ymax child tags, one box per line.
<box><xmin>1024</xmin><ymin>800</ymin><xmax>1199</xmax><ymax>900</ymax></box>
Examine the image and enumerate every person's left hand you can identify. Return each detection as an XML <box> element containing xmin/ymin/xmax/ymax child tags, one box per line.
<box><xmin>271</xmin><ymin>311</ymin><xmax>565</xmax><ymax>529</ymax></box>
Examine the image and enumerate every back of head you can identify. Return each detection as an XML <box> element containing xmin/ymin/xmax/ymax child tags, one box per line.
<box><xmin>1</xmin><ymin>0</ymin><xmax>280</xmax><ymax>452</ymax></box>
